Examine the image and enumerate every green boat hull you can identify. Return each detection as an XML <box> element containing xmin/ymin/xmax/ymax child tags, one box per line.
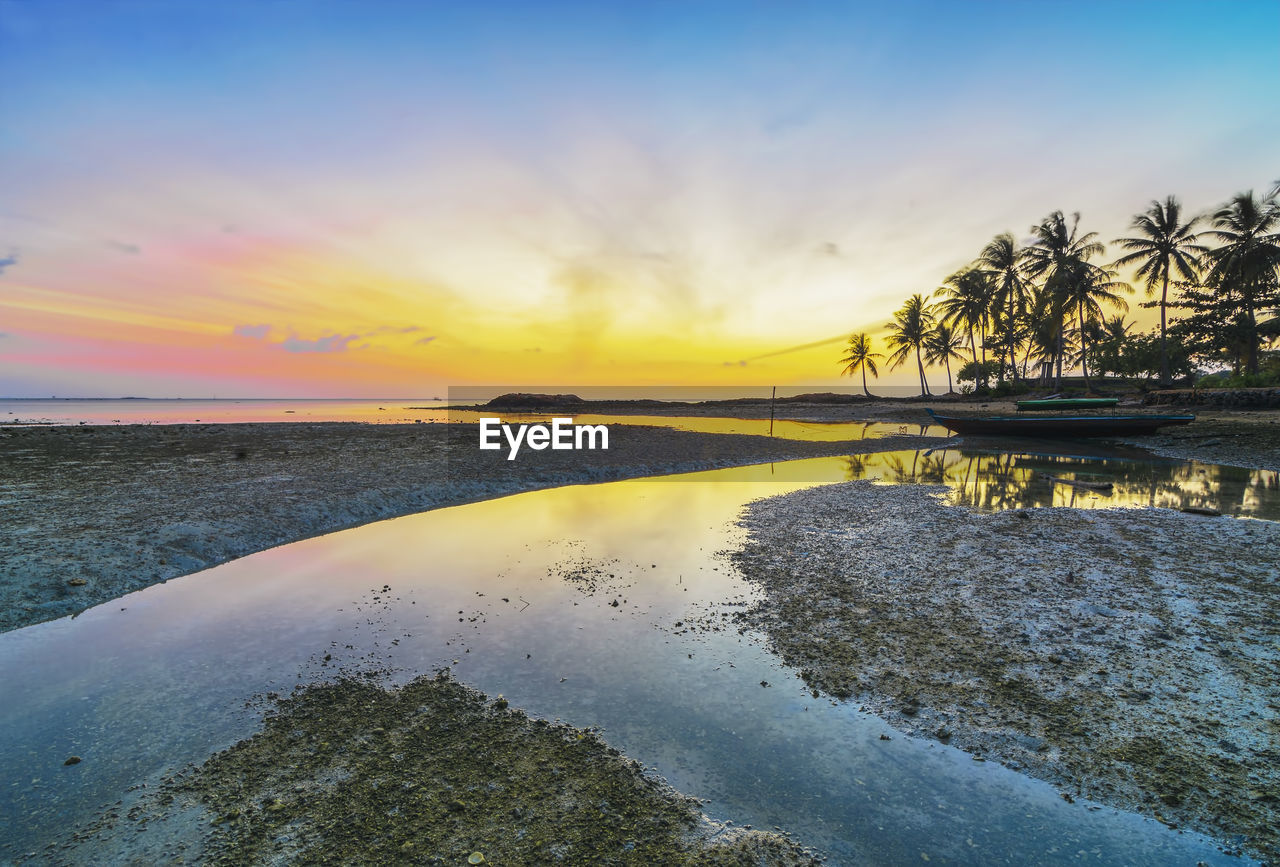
<box><xmin>1016</xmin><ymin>398</ymin><xmax>1119</xmax><ymax>411</ymax></box>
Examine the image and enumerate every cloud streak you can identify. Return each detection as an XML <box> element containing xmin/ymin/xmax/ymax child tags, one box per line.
<box><xmin>281</xmin><ymin>333</ymin><xmax>358</xmax><ymax>353</ymax></box>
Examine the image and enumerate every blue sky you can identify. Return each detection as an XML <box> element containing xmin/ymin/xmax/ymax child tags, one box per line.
<box><xmin>1</xmin><ymin>0</ymin><xmax>1277</xmax><ymax>395</ymax></box>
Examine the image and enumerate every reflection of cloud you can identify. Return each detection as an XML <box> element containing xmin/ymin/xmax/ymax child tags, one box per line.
<box><xmin>413</xmin><ymin>335</ymin><xmax>437</xmax><ymax>345</ymax></box>
<box><xmin>233</xmin><ymin>323</ymin><xmax>271</xmax><ymax>339</ymax></box>
<box><xmin>0</xmin><ymin>253</ymin><xmax>17</xmax><ymax>274</ymax></box>
<box><xmin>282</xmin><ymin>333</ymin><xmax>358</xmax><ymax>353</ymax></box>
<box><xmin>108</xmin><ymin>240</ymin><xmax>141</xmax><ymax>255</ymax></box>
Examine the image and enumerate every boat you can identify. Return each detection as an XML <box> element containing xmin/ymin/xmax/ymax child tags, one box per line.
<box><xmin>1016</xmin><ymin>397</ymin><xmax>1118</xmax><ymax>411</ymax></box>
<box><xmin>926</xmin><ymin>407</ymin><xmax>1194</xmax><ymax>438</ymax></box>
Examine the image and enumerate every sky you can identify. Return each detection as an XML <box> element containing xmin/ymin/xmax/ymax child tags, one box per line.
<box><xmin>1</xmin><ymin>0</ymin><xmax>1277</xmax><ymax>397</ymax></box>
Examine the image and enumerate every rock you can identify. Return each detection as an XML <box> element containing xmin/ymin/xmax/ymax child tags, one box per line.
<box><xmin>63</xmin><ymin>756</ymin><xmax>82</xmax><ymax>766</ymax></box>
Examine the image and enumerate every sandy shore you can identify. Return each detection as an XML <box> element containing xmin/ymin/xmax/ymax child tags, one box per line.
<box><xmin>727</xmin><ymin>481</ymin><xmax>1279</xmax><ymax>862</ymax></box>
<box><xmin>0</xmin><ymin>421</ymin><xmax>939</xmax><ymax>633</ymax></box>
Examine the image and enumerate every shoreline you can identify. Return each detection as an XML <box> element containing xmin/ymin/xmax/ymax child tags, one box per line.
<box><xmin>0</xmin><ymin>420</ymin><xmax>940</xmax><ymax>634</ymax></box>
<box><xmin>726</xmin><ymin>481</ymin><xmax>1279</xmax><ymax>862</ymax></box>
<box><xmin>52</xmin><ymin>672</ymin><xmax>823</xmax><ymax>866</ymax></box>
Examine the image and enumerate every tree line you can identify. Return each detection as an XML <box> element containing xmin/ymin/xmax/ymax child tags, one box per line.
<box><xmin>841</xmin><ymin>181</ymin><xmax>1280</xmax><ymax>396</ymax></box>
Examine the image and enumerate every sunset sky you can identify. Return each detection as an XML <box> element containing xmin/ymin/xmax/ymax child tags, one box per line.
<box><xmin>1</xmin><ymin>0</ymin><xmax>1277</xmax><ymax>397</ymax></box>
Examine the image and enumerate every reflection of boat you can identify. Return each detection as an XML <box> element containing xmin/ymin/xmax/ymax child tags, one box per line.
<box><xmin>1017</xmin><ymin>397</ymin><xmax>1118</xmax><ymax>411</ymax></box>
<box><xmin>926</xmin><ymin>408</ymin><xmax>1195</xmax><ymax>438</ymax></box>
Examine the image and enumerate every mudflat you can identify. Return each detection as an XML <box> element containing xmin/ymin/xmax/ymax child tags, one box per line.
<box><xmin>0</xmin><ymin>421</ymin><xmax>938</xmax><ymax>633</ymax></box>
<box><xmin>727</xmin><ymin>481</ymin><xmax>1280</xmax><ymax>862</ymax></box>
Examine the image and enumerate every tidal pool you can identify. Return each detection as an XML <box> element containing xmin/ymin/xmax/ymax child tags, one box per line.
<box><xmin>0</xmin><ymin>452</ymin><xmax>1267</xmax><ymax>863</ymax></box>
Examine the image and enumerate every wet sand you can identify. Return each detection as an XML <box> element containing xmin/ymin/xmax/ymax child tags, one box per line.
<box><xmin>727</xmin><ymin>481</ymin><xmax>1280</xmax><ymax>862</ymax></box>
<box><xmin>0</xmin><ymin>421</ymin><xmax>939</xmax><ymax>633</ymax></box>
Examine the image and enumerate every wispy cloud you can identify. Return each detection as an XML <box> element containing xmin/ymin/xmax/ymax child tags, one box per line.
<box><xmin>0</xmin><ymin>253</ymin><xmax>18</xmax><ymax>275</ymax></box>
<box><xmin>108</xmin><ymin>240</ymin><xmax>141</xmax><ymax>255</ymax></box>
<box><xmin>282</xmin><ymin>333</ymin><xmax>358</xmax><ymax>353</ymax></box>
<box><xmin>413</xmin><ymin>335</ymin><xmax>437</xmax><ymax>345</ymax></box>
<box><xmin>232</xmin><ymin>323</ymin><xmax>271</xmax><ymax>339</ymax></box>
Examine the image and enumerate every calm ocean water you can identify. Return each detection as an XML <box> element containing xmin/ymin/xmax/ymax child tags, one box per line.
<box><xmin>0</xmin><ymin>398</ymin><xmax>451</xmax><ymax>425</ymax></box>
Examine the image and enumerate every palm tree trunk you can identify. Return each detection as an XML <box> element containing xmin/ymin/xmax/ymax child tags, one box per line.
<box><xmin>861</xmin><ymin>365</ymin><xmax>871</xmax><ymax>398</ymax></box>
<box><xmin>1054</xmin><ymin>311</ymin><xmax>1065</xmax><ymax>391</ymax></box>
<box><xmin>1078</xmin><ymin>299</ymin><xmax>1092</xmax><ymax>392</ymax></box>
<box><xmin>1007</xmin><ymin>291</ymin><xmax>1020</xmax><ymax>385</ymax></box>
<box><xmin>915</xmin><ymin>344</ymin><xmax>929</xmax><ymax>396</ymax></box>
<box><xmin>945</xmin><ymin>358</ymin><xmax>953</xmax><ymax>394</ymax></box>
<box><xmin>1245</xmin><ymin>295</ymin><xmax>1259</xmax><ymax>374</ymax></box>
<box><xmin>1158</xmin><ymin>270</ymin><xmax>1171</xmax><ymax>386</ymax></box>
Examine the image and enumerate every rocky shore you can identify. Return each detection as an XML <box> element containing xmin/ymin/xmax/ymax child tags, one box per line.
<box><xmin>0</xmin><ymin>421</ymin><xmax>938</xmax><ymax>633</ymax></box>
<box><xmin>728</xmin><ymin>481</ymin><xmax>1280</xmax><ymax>862</ymax></box>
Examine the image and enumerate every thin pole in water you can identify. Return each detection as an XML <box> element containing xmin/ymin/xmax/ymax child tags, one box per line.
<box><xmin>769</xmin><ymin>386</ymin><xmax>776</xmax><ymax>437</ymax></box>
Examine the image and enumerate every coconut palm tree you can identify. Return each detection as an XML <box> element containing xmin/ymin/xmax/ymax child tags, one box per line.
<box><xmin>933</xmin><ymin>267</ymin><xmax>993</xmax><ymax>384</ymax></box>
<box><xmin>885</xmin><ymin>294</ymin><xmax>934</xmax><ymax>396</ymax></box>
<box><xmin>976</xmin><ymin>232</ymin><xmax>1030</xmax><ymax>384</ymax></box>
<box><xmin>1200</xmin><ymin>190</ymin><xmax>1280</xmax><ymax>374</ymax></box>
<box><xmin>1057</xmin><ymin>262</ymin><xmax>1131</xmax><ymax>389</ymax></box>
<box><xmin>839</xmin><ymin>333</ymin><xmax>883</xmax><ymax>397</ymax></box>
<box><xmin>1024</xmin><ymin>211</ymin><xmax>1107</xmax><ymax>388</ymax></box>
<box><xmin>924</xmin><ymin>322</ymin><xmax>966</xmax><ymax>394</ymax></box>
<box><xmin>1111</xmin><ymin>196</ymin><xmax>1206</xmax><ymax>385</ymax></box>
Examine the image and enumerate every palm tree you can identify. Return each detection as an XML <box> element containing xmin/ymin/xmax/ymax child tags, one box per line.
<box><xmin>924</xmin><ymin>322</ymin><xmax>966</xmax><ymax>393</ymax></box>
<box><xmin>976</xmin><ymin>233</ymin><xmax>1030</xmax><ymax>384</ymax></box>
<box><xmin>839</xmin><ymin>333</ymin><xmax>883</xmax><ymax>397</ymax></box>
<box><xmin>1200</xmin><ymin>190</ymin><xmax>1280</xmax><ymax>374</ymax></box>
<box><xmin>885</xmin><ymin>294</ymin><xmax>934</xmax><ymax>396</ymax></box>
<box><xmin>1024</xmin><ymin>211</ymin><xmax>1108</xmax><ymax>389</ymax></box>
<box><xmin>1057</xmin><ymin>262</ymin><xmax>1131</xmax><ymax>389</ymax></box>
<box><xmin>1111</xmin><ymin>196</ymin><xmax>1206</xmax><ymax>385</ymax></box>
<box><xmin>933</xmin><ymin>267</ymin><xmax>993</xmax><ymax>385</ymax></box>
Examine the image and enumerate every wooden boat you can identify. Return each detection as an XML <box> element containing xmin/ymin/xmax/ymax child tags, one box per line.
<box><xmin>926</xmin><ymin>407</ymin><xmax>1194</xmax><ymax>438</ymax></box>
<box><xmin>1016</xmin><ymin>397</ymin><xmax>1118</xmax><ymax>411</ymax></box>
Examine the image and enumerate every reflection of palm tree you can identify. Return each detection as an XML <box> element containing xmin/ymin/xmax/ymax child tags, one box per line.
<box><xmin>924</xmin><ymin>322</ymin><xmax>966</xmax><ymax>394</ymax></box>
<box><xmin>886</xmin><ymin>294</ymin><xmax>934</xmax><ymax>397</ymax></box>
<box><xmin>883</xmin><ymin>454</ymin><xmax>915</xmax><ymax>484</ymax></box>
<box><xmin>1112</xmin><ymin>196</ymin><xmax>1206</xmax><ymax>385</ymax></box>
<box><xmin>839</xmin><ymin>333</ymin><xmax>883</xmax><ymax>397</ymax></box>
<box><xmin>843</xmin><ymin>454</ymin><xmax>870</xmax><ymax>480</ymax></box>
<box><xmin>919</xmin><ymin>454</ymin><xmax>950</xmax><ymax>484</ymax></box>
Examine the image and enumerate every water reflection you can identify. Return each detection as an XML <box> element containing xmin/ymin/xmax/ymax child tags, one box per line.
<box><xmin>0</xmin><ymin>458</ymin><xmax>1260</xmax><ymax>865</ymax></box>
<box><xmin>1</xmin><ymin>398</ymin><xmax>946</xmax><ymax>441</ymax></box>
<box><xmin>447</xmin><ymin>410</ymin><xmax>947</xmax><ymax>442</ymax></box>
<box><xmin>832</xmin><ymin>447</ymin><xmax>1280</xmax><ymax>519</ymax></box>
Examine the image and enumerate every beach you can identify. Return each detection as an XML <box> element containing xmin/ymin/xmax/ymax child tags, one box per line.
<box><xmin>0</xmin><ymin>418</ymin><xmax>938</xmax><ymax>633</ymax></box>
<box><xmin>5</xmin><ymin>401</ymin><xmax>1280</xmax><ymax>863</ymax></box>
<box><xmin>726</xmin><ymin>481</ymin><xmax>1279</xmax><ymax>862</ymax></box>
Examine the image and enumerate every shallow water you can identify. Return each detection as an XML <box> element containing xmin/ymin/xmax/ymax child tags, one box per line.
<box><xmin>0</xmin><ymin>455</ymin><xmax>1262</xmax><ymax>864</ymax></box>
<box><xmin>0</xmin><ymin>397</ymin><xmax>946</xmax><ymax>440</ymax></box>
<box><xmin>0</xmin><ymin>397</ymin><xmax>447</xmax><ymax>425</ymax></box>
